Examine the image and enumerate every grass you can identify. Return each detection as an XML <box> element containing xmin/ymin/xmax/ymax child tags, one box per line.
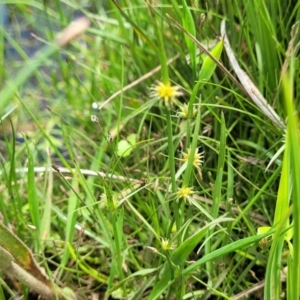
<box><xmin>0</xmin><ymin>1</ymin><xmax>300</xmax><ymax>299</ymax></box>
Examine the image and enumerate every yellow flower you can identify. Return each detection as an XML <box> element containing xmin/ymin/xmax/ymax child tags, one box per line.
<box><xmin>177</xmin><ymin>103</ymin><xmax>197</xmax><ymax>119</ymax></box>
<box><xmin>161</xmin><ymin>238</ymin><xmax>175</xmax><ymax>251</ymax></box>
<box><xmin>176</xmin><ymin>186</ymin><xmax>194</xmax><ymax>204</ymax></box>
<box><xmin>181</xmin><ymin>147</ymin><xmax>204</xmax><ymax>171</ymax></box>
<box><xmin>150</xmin><ymin>81</ymin><xmax>183</xmax><ymax>109</ymax></box>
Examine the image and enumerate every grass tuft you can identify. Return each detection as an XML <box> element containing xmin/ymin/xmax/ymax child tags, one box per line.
<box><xmin>1</xmin><ymin>1</ymin><xmax>299</xmax><ymax>299</ymax></box>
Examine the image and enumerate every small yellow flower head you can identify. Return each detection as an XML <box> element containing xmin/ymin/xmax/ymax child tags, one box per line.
<box><xmin>150</xmin><ymin>81</ymin><xmax>183</xmax><ymax>109</ymax></box>
<box><xmin>176</xmin><ymin>186</ymin><xmax>194</xmax><ymax>204</ymax></box>
<box><xmin>177</xmin><ymin>103</ymin><xmax>197</xmax><ymax>119</ymax></box>
<box><xmin>181</xmin><ymin>147</ymin><xmax>204</xmax><ymax>171</ymax></box>
<box><xmin>161</xmin><ymin>238</ymin><xmax>175</xmax><ymax>251</ymax></box>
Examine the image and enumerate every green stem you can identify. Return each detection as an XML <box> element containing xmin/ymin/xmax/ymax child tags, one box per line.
<box><xmin>111</xmin><ymin>214</ymin><xmax>125</xmax><ymax>282</ymax></box>
<box><xmin>166</xmin><ymin>111</ymin><xmax>176</xmax><ymax>193</ymax></box>
<box><xmin>186</xmin><ymin>81</ymin><xmax>201</xmax><ymax>148</ymax></box>
<box><xmin>183</xmin><ymin>96</ymin><xmax>202</xmax><ymax>187</ymax></box>
<box><xmin>166</xmin><ymin>110</ymin><xmax>180</xmax><ymax>233</ymax></box>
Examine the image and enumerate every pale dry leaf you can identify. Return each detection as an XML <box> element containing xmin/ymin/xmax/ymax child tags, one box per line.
<box><xmin>55</xmin><ymin>16</ymin><xmax>91</xmax><ymax>48</ymax></box>
<box><xmin>220</xmin><ymin>20</ymin><xmax>285</xmax><ymax>130</ymax></box>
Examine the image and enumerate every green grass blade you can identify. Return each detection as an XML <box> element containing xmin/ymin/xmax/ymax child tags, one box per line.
<box><xmin>171</xmin><ymin>216</ymin><xmax>232</xmax><ymax>265</ymax></box>
<box><xmin>25</xmin><ymin>139</ymin><xmax>41</xmax><ymax>252</ymax></box>
<box><xmin>198</xmin><ymin>39</ymin><xmax>223</xmax><ymax>82</ymax></box>
<box><xmin>264</xmin><ymin>135</ymin><xmax>290</xmax><ymax>299</ymax></box>
<box><xmin>148</xmin><ymin>216</ymin><xmax>232</xmax><ymax>300</ymax></box>
<box><xmin>241</xmin><ymin>0</ymin><xmax>279</xmax><ymax>90</ymax></box>
<box><xmin>58</xmin><ymin>177</ymin><xmax>79</xmax><ymax>279</ymax></box>
<box><xmin>111</xmin><ymin>0</ymin><xmax>156</xmax><ymax>51</ymax></box>
<box><xmin>283</xmin><ymin>69</ymin><xmax>300</xmax><ymax>299</ymax></box>
<box><xmin>183</xmin><ymin>97</ymin><xmax>201</xmax><ymax>186</ymax></box>
<box><xmin>264</xmin><ymin>205</ymin><xmax>293</xmax><ymax>300</ymax></box>
<box><xmin>205</xmin><ymin>112</ymin><xmax>226</xmax><ymax>281</ymax></box>
<box><xmin>39</xmin><ymin>164</ymin><xmax>53</xmax><ymax>243</ymax></box>
<box><xmin>182</xmin><ymin>0</ymin><xmax>197</xmax><ymax>79</ymax></box>
<box><xmin>183</xmin><ymin>229</ymin><xmax>275</xmax><ymax>275</ymax></box>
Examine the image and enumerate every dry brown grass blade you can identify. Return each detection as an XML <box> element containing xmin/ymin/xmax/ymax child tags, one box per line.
<box><xmin>220</xmin><ymin>20</ymin><xmax>285</xmax><ymax>130</ymax></box>
<box><xmin>9</xmin><ymin>167</ymin><xmax>143</xmax><ymax>184</ymax></box>
<box><xmin>55</xmin><ymin>16</ymin><xmax>91</xmax><ymax>48</ymax></box>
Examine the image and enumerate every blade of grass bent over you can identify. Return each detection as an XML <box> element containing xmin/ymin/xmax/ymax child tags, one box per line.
<box><xmin>220</xmin><ymin>20</ymin><xmax>285</xmax><ymax>130</ymax></box>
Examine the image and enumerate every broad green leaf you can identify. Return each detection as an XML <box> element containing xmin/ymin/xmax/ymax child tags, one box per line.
<box><xmin>147</xmin><ymin>264</ymin><xmax>172</xmax><ymax>300</ymax></box>
<box><xmin>127</xmin><ymin>133</ymin><xmax>137</xmax><ymax>145</ymax></box>
<box><xmin>117</xmin><ymin>133</ymin><xmax>137</xmax><ymax>157</ymax></box>
<box><xmin>257</xmin><ymin>226</ymin><xmax>272</xmax><ymax>235</ymax></box>
<box><xmin>283</xmin><ymin>72</ymin><xmax>300</xmax><ymax>299</ymax></box>
<box><xmin>0</xmin><ymin>222</ymin><xmax>51</xmax><ymax>286</ymax></box>
<box><xmin>117</xmin><ymin>140</ymin><xmax>132</xmax><ymax>157</ymax></box>
<box><xmin>0</xmin><ymin>224</ymin><xmax>75</xmax><ymax>299</ymax></box>
<box><xmin>199</xmin><ymin>39</ymin><xmax>223</xmax><ymax>82</ymax></box>
<box><xmin>0</xmin><ymin>246</ymin><xmax>13</xmax><ymax>270</ymax></box>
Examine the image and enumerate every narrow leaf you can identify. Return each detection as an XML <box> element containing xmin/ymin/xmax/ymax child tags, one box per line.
<box><xmin>172</xmin><ymin>216</ymin><xmax>232</xmax><ymax>265</ymax></box>
<box><xmin>199</xmin><ymin>39</ymin><xmax>223</xmax><ymax>82</ymax></box>
<box><xmin>220</xmin><ymin>20</ymin><xmax>285</xmax><ymax>129</ymax></box>
<box><xmin>182</xmin><ymin>0</ymin><xmax>197</xmax><ymax>77</ymax></box>
<box><xmin>183</xmin><ymin>229</ymin><xmax>275</xmax><ymax>275</ymax></box>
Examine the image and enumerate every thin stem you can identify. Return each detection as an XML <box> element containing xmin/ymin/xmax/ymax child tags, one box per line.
<box><xmin>166</xmin><ymin>110</ymin><xmax>180</xmax><ymax>233</ymax></box>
